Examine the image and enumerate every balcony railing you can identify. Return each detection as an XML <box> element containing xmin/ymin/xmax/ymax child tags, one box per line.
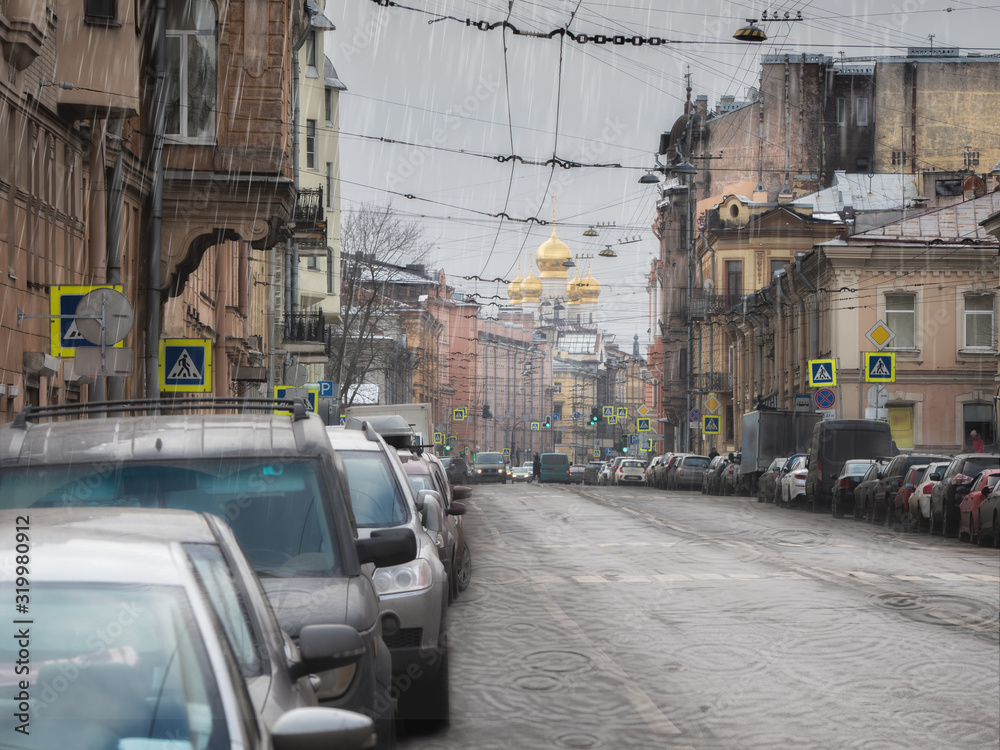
<box><xmin>292</xmin><ymin>187</ymin><xmax>325</xmax><ymax>225</ymax></box>
<box><xmin>689</xmin><ymin>291</ymin><xmax>743</xmax><ymax>319</ymax></box>
<box><xmin>283</xmin><ymin>311</ymin><xmax>326</xmax><ymax>343</ymax></box>
<box><xmin>695</xmin><ymin>372</ymin><xmax>733</xmax><ymax>393</ymax></box>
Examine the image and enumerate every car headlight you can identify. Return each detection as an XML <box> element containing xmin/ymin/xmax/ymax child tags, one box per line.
<box><xmin>373</xmin><ymin>558</ymin><xmax>434</xmax><ymax>596</ymax></box>
<box><xmin>312</xmin><ymin>664</ymin><xmax>357</xmax><ymax>700</ymax></box>
<box><xmin>476</xmin><ymin>468</ymin><xmax>482</xmax><ymax>473</ymax></box>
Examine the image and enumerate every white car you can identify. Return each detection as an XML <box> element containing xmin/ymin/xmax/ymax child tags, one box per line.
<box><xmin>908</xmin><ymin>461</ymin><xmax>951</xmax><ymax>530</ymax></box>
<box><xmin>779</xmin><ymin>455</ymin><xmax>809</xmax><ymax>506</ymax></box>
<box><xmin>615</xmin><ymin>458</ymin><xmax>647</xmax><ymax>485</ymax></box>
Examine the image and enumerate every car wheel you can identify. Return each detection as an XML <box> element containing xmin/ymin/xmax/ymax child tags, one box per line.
<box><xmin>956</xmin><ymin>512</ymin><xmax>966</xmax><ymax>542</ymax></box>
<box><xmin>979</xmin><ymin>516</ymin><xmax>990</xmax><ymax>547</ymax></box>
<box><xmin>456</xmin><ymin>540</ymin><xmax>471</xmax><ymax>590</ymax></box>
<box><xmin>831</xmin><ymin>495</ymin><xmax>840</xmax><ymax>518</ymax></box>
<box><xmin>994</xmin><ymin>511</ymin><xmax>1000</xmax><ymax>549</ymax></box>
<box><xmin>941</xmin><ymin>503</ymin><xmax>951</xmax><ymax>538</ymax></box>
<box><xmin>928</xmin><ymin>504</ymin><xmax>938</xmax><ymax>535</ymax></box>
<box><xmin>404</xmin><ymin>646</ymin><xmax>450</xmax><ymax>727</ymax></box>
<box><xmin>374</xmin><ymin>679</ymin><xmax>397</xmax><ymax>750</ymax></box>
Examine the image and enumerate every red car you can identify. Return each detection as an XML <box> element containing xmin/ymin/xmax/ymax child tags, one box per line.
<box><xmin>958</xmin><ymin>469</ymin><xmax>1000</xmax><ymax>543</ymax></box>
<box><xmin>890</xmin><ymin>464</ymin><xmax>928</xmax><ymax>526</ymax></box>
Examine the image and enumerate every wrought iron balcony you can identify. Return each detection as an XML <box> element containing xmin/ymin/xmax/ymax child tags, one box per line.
<box><xmin>292</xmin><ymin>187</ymin><xmax>325</xmax><ymax>224</ymax></box>
<box><xmin>283</xmin><ymin>311</ymin><xmax>326</xmax><ymax>343</ymax></box>
<box><xmin>689</xmin><ymin>291</ymin><xmax>743</xmax><ymax>319</ymax></box>
<box><xmin>695</xmin><ymin>371</ymin><xmax>733</xmax><ymax>393</ymax></box>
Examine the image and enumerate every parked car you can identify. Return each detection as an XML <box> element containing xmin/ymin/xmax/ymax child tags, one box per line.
<box><xmin>852</xmin><ymin>459</ymin><xmax>891</xmax><ymax>521</ymax></box>
<box><xmin>805</xmin><ymin>419</ymin><xmax>893</xmax><ymax>511</ymax></box>
<box><xmin>929</xmin><ymin>453</ymin><xmax>1000</xmax><ymax>536</ymax></box>
<box><xmin>599</xmin><ymin>459</ymin><xmax>621</xmax><ymax>486</ymax></box>
<box><xmin>702</xmin><ymin>455</ymin><xmax>727</xmax><ymax>494</ymax></box>
<box><xmin>653</xmin><ymin>454</ymin><xmax>676</xmax><ymax>489</ymax></box>
<box><xmin>0</xmin><ymin>507</ymin><xmax>377</xmax><ymax>750</ymax></box>
<box><xmin>673</xmin><ymin>455</ymin><xmax>711</xmax><ymax>491</ymax></box>
<box><xmin>662</xmin><ymin>454</ymin><xmax>685</xmax><ymax>489</ymax></box>
<box><xmin>583</xmin><ymin>461</ymin><xmax>604</xmax><ymax>485</ymax></box>
<box><xmin>540</xmin><ymin>452</ymin><xmax>572</xmax><ymax>483</ymax></box>
<box><xmin>397</xmin><ymin>450</ymin><xmax>472</xmax><ymax>602</ymax></box>
<box><xmin>778</xmin><ymin>455</ymin><xmax>809</xmax><ymax>507</ymax></box>
<box><xmin>0</xmin><ymin>400</ymin><xmax>410</xmax><ymax>749</ymax></box>
<box><xmin>886</xmin><ymin>464</ymin><xmax>928</xmax><ymax>528</ymax></box>
<box><xmin>327</xmin><ymin>422</ymin><xmax>451</xmax><ymax>725</ymax></box>
<box><xmin>958</xmin><ymin>469</ymin><xmax>1000</xmax><ymax>543</ymax></box>
<box><xmin>871</xmin><ymin>453</ymin><xmax>950</xmax><ymax>524</ymax></box>
<box><xmin>646</xmin><ymin>455</ymin><xmax>664</xmax><ymax>487</ymax></box>
<box><xmin>721</xmin><ymin>452</ymin><xmax>742</xmax><ymax>495</ymax></box>
<box><xmin>472</xmin><ymin>451</ymin><xmax>507</xmax><ymax>484</ymax></box>
<box><xmin>615</xmin><ymin>458</ymin><xmax>647</xmax><ymax>485</ymax></box>
<box><xmin>830</xmin><ymin>459</ymin><xmax>876</xmax><ymax>518</ymax></box>
<box><xmin>907</xmin><ymin>462</ymin><xmax>951</xmax><ymax>532</ymax></box>
<box><xmin>569</xmin><ymin>464</ymin><xmax>586</xmax><ymax>483</ymax></box>
<box><xmin>512</xmin><ymin>462</ymin><xmax>533</xmax><ymax>482</ymax></box>
<box><xmin>975</xmin><ymin>473</ymin><xmax>1000</xmax><ymax>548</ymax></box>
<box><xmin>758</xmin><ymin>457</ymin><xmax>787</xmax><ymax>503</ymax></box>
<box><xmin>440</xmin><ymin>456</ymin><xmax>470</xmax><ymax>485</ymax></box>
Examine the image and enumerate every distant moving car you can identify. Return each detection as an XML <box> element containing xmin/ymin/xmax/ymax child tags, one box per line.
<box><xmin>615</xmin><ymin>458</ymin><xmax>647</xmax><ymax>485</ymax></box>
<box><xmin>583</xmin><ymin>461</ymin><xmax>604</xmax><ymax>485</ymax></box>
<box><xmin>569</xmin><ymin>464</ymin><xmax>586</xmax><ymax>484</ymax></box>
<box><xmin>512</xmin><ymin>462</ymin><xmax>532</xmax><ymax>482</ymax></box>
<box><xmin>539</xmin><ymin>452</ymin><xmax>572</xmax><ymax>483</ymax></box>
<box><xmin>0</xmin><ymin>507</ymin><xmax>376</xmax><ymax>750</ymax></box>
<box><xmin>758</xmin><ymin>457</ymin><xmax>787</xmax><ymax>503</ymax></box>
<box><xmin>472</xmin><ymin>451</ymin><xmax>507</xmax><ymax>483</ymax></box>
<box><xmin>958</xmin><ymin>469</ymin><xmax>1000</xmax><ymax>544</ymax></box>
<box><xmin>830</xmin><ymin>459</ymin><xmax>876</xmax><ymax>518</ymax></box>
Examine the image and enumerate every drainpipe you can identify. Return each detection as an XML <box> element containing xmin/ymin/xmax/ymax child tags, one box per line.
<box><xmin>145</xmin><ymin>0</ymin><xmax>167</xmax><ymax>404</ymax></box>
<box><xmin>794</xmin><ymin>254</ymin><xmax>819</xmax><ymax>359</ymax></box>
<box><xmin>106</xmin><ymin>119</ymin><xmax>124</xmax><ymax>404</ymax></box>
<box><xmin>88</xmin><ymin>122</ymin><xmax>107</xmax><ymax>404</ymax></box>
<box><xmin>775</xmin><ymin>270</ymin><xmax>790</xmax><ymax>409</ymax></box>
<box><xmin>699</xmin><ymin>228</ymin><xmax>716</xmax><ymax>395</ymax></box>
<box><xmin>761</xmin><ymin>287</ymin><xmax>777</xmax><ymax>403</ymax></box>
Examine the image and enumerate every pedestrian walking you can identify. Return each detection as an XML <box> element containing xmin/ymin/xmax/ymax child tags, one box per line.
<box><xmin>531</xmin><ymin>452</ymin><xmax>541</xmax><ymax>483</ymax></box>
<box><xmin>970</xmin><ymin>430</ymin><xmax>984</xmax><ymax>453</ymax></box>
<box><xmin>707</xmin><ymin>446</ymin><xmax>719</xmax><ymax>460</ymax></box>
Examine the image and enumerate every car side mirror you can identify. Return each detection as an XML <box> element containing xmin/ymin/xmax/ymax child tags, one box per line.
<box><xmin>448</xmin><ymin>501</ymin><xmax>467</xmax><ymax>516</ymax></box>
<box><xmin>356</xmin><ymin>527</ymin><xmax>416</xmax><ymax>567</ymax></box>
<box><xmin>421</xmin><ymin>494</ymin><xmax>443</xmax><ymax>533</ymax></box>
<box><xmin>288</xmin><ymin>624</ymin><xmax>365</xmax><ymax>681</ymax></box>
<box><xmin>929</xmin><ymin>473</ymin><xmax>941</xmax><ymax>481</ymax></box>
<box><xmin>414</xmin><ymin>488</ymin><xmax>440</xmax><ymax>512</ymax></box>
<box><xmin>452</xmin><ymin>485</ymin><xmax>473</xmax><ymax>500</ymax></box>
<box><xmin>272</xmin><ymin>707</ymin><xmax>375</xmax><ymax>750</ymax></box>
<box><xmin>890</xmin><ymin>479</ymin><xmax>900</xmax><ymax>489</ymax></box>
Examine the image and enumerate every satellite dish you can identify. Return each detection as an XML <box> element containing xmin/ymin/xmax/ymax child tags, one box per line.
<box><xmin>963</xmin><ymin>175</ymin><xmax>986</xmax><ymax>197</ymax></box>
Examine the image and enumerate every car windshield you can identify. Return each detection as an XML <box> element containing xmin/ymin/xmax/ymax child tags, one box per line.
<box><xmin>407</xmin><ymin>474</ymin><xmax>436</xmax><ymax>494</ymax></box>
<box><xmin>0</xmin><ymin>583</ymin><xmax>229</xmax><ymax>750</ymax></box>
<box><xmin>541</xmin><ymin>454</ymin><xmax>568</xmax><ymax>465</ymax></box>
<box><xmin>0</xmin><ymin>460</ymin><xmax>340</xmax><ymax>577</ymax></box>
<box><xmin>338</xmin><ymin>450</ymin><xmax>409</xmax><ymax>528</ymax></box>
<box><xmin>825</xmin><ymin>430</ymin><xmax>890</xmax><ymax>462</ymax></box>
<box><xmin>476</xmin><ymin>453</ymin><xmax>504</xmax><ymax>464</ymax></box>
<box><xmin>684</xmin><ymin>457</ymin><xmax>710</xmax><ymax>468</ymax></box>
<box><xmin>843</xmin><ymin>461</ymin><xmax>873</xmax><ymax>474</ymax></box>
<box><xmin>961</xmin><ymin>457</ymin><xmax>1000</xmax><ymax>477</ymax></box>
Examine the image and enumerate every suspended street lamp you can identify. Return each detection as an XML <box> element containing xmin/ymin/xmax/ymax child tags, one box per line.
<box><xmin>598</xmin><ymin>246</ymin><xmax>617</xmax><ymax>258</ymax></box>
<box><xmin>733</xmin><ymin>19</ymin><xmax>767</xmax><ymax>42</ymax></box>
<box><xmin>583</xmin><ymin>226</ymin><xmax>598</xmax><ymax>237</ymax></box>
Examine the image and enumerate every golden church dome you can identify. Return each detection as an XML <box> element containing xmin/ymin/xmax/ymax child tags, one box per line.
<box><xmin>566</xmin><ymin>271</ymin><xmax>582</xmax><ymax>305</ymax></box>
<box><xmin>535</xmin><ymin>225</ymin><xmax>571</xmax><ymax>279</ymax></box>
<box><xmin>577</xmin><ymin>266</ymin><xmax>601</xmax><ymax>302</ymax></box>
<box><xmin>521</xmin><ymin>269</ymin><xmax>543</xmax><ymax>302</ymax></box>
<box><xmin>508</xmin><ymin>265</ymin><xmax>524</xmax><ymax>303</ymax></box>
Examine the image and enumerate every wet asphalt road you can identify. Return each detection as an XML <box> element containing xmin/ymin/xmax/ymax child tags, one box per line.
<box><xmin>399</xmin><ymin>481</ymin><xmax>1000</xmax><ymax>750</ymax></box>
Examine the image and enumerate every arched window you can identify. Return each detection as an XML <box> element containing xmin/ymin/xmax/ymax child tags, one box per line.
<box><xmin>165</xmin><ymin>0</ymin><xmax>216</xmax><ymax>141</ymax></box>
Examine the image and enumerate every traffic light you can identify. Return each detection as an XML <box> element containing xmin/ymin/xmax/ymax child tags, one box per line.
<box><xmin>482</xmin><ymin>404</ymin><xmax>492</xmax><ymax>419</ymax></box>
<box><xmin>544</xmin><ymin>416</ymin><xmax>552</xmax><ymax>428</ymax></box>
<box><xmin>444</xmin><ymin>442</ymin><xmax>452</xmax><ymax>452</ymax></box>
<box><xmin>589</xmin><ymin>407</ymin><xmax>599</xmax><ymax>425</ymax></box>
<box><xmin>619</xmin><ymin>434</ymin><xmax>629</xmax><ymax>453</ymax></box>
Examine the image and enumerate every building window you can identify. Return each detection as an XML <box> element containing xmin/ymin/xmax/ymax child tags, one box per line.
<box><xmin>726</xmin><ymin>260</ymin><xmax>743</xmax><ymax>298</ymax></box>
<box><xmin>855</xmin><ymin>97</ymin><xmax>869</xmax><ymax>126</ymax></box>
<box><xmin>554</xmin><ymin>383</ymin><xmax>562</xmax><ymax>394</ymax></box>
<box><xmin>836</xmin><ymin>97</ymin><xmax>846</xmax><ymax>126</ymax></box>
<box><xmin>85</xmin><ymin>0</ymin><xmax>116</xmax><ymax>20</ymax></box>
<box><xmin>964</xmin><ymin>294</ymin><xmax>995</xmax><ymax>349</ymax></box>
<box><xmin>770</xmin><ymin>259</ymin><xmax>787</xmax><ymax>278</ymax></box>
<box><xmin>304</xmin><ymin>31</ymin><xmax>317</xmax><ymax>71</ymax></box>
<box><xmin>165</xmin><ymin>0</ymin><xmax>217</xmax><ymax>141</ymax></box>
<box><xmin>306</xmin><ymin>256</ymin><xmax>319</xmax><ymax>271</ymax></box>
<box><xmin>306</xmin><ymin>120</ymin><xmax>316</xmax><ymax>170</ymax></box>
<box><xmin>885</xmin><ymin>293</ymin><xmax>915</xmax><ymax>349</ymax></box>
<box><xmin>326</xmin><ymin>162</ymin><xmax>334</xmax><ymax>208</ymax></box>
<box><xmin>325</xmin><ymin>89</ymin><xmax>334</xmax><ymax>124</ymax></box>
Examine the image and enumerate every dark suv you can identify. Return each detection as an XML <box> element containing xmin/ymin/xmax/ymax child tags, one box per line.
<box><xmin>440</xmin><ymin>456</ymin><xmax>469</xmax><ymax>485</ymax></box>
<box><xmin>0</xmin><ymin>400</ymin><xmax>414</xmax><ymax>750</ymax></box>
<box><xmin>870</xmin><ymin>453</ymin><xmax>950</xmax><ymax>524</ymax></box>
<box><xmin>930</xmin><ymin>453</ymin><xmax>1000</xmax><ymax>536</ymax></box>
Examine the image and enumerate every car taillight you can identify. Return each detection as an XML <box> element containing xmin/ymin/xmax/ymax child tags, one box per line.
<box><xmin>955</xmin><ymin>474</ymin><xmax>973</xmax><ymax>485</ymax></box>
<box><xmin>679</xmin><ymin>468</ymin><xmax>684</xmax><ymax>476</ymax></box>
<box><xmin>795</xmin><ymin>472</ymin><xmax>807</xmax><ymax>479</ymax></box>
<box><xmin>839</xmin><ymin>478</ymin><xmax>850</xmax><ymax>488</ymax></box>
<box><xmin>922</xmin><ymin>483</ymin><xmax>933</xmax><ymax>494</ymax></box>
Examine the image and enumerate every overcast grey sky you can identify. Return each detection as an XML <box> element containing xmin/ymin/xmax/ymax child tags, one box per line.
<box><xmin>325</xmin><ymin>0</ymin><xmax>998</xmax><ymax>345</ymax></box>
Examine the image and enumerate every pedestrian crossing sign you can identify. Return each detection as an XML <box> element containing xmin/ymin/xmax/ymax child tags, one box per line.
<box><xmin>531</xmin><ymin>422</ymin><xmax>540</xmax><ymax>431</ymax></box>
<box><xmin>602</xmin><ymin>406</ymin><xmax>614</xmax><ymax>417</ymax></box>
<box><xmin>593</xmin><ymin>449</ymin><xmax>601</xmax><ymax>458</ymax></box>
<box><xmin>864</xmin><ymin>352</ymin><xmax>895</xmax><ymax>383</ymax></box>
<box><xmin>702</xmin><ymin>415</ymin><xmax>721</xmax><ymax>435</ymax></box>
<box><xmin>617</xmin><ymin>407</ymin><xmax>628</xmax><ymax>420</ymax></box>
<box><xmin>434</xmin><ymin>432</ymin><xmax>443</xmax><ymax>445</ymax></box>
<box><xmin>273</xmin><ymin>386</ymin><xmax>318</xmax><ymax>414</ymax></box>
<box><xmin>637</xmin><ymin>417</ymin><xmax>651</xmax><ymax>432</ymax></box>
<box><xmin>453</xmin><ymin>407</ymin><xmax>467</xmax><ymax>421</ymax></box>
<box><xmin>50</xmin><ymin>285</ymin><xmax>125</xmax><ymax>357</ymax></box>
<box><xmin>607</xmin><ymin>414</ymin><xmax>618</xmax><ymax>425</ymax></box>
<box><xmin>808</xmin><ymin>358</ymin><xmax>837</xmax><ymax>387</ymax></box>
<box><xmin>159</xmin><ymin>339</ymin><xmax>212</xmax><ymax>392</ymax></box>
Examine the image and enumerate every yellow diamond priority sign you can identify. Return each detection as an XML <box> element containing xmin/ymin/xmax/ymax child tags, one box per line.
<box><xmin>865</xmin><ymin>320</ymin><xmax>895</xmax><ymax>351</ymax></box>
<box><xmin>704</xmin><ymin>394</ymin><xmax>720</xmax><ymax>413</ymax></box>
